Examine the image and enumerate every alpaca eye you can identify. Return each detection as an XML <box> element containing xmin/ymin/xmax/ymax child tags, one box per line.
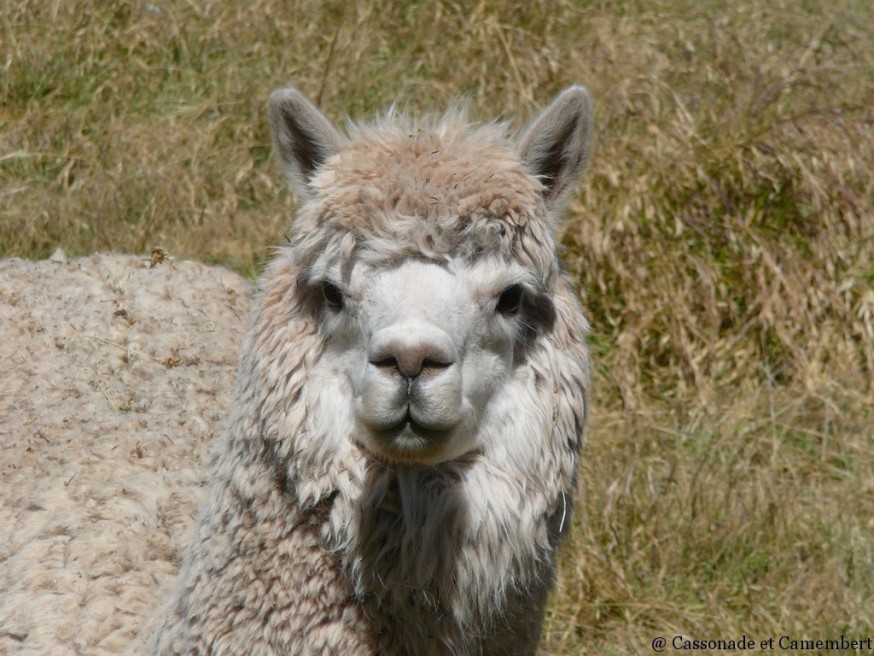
<box><xmin>321</xmin><ymin>282</ymin><xmax>344</xmax><ymax>309</ymax></box>
<box><xmin>496</xmin><ymin>284</ymin><xmax>523</xmax><ymax>316</ymax></box>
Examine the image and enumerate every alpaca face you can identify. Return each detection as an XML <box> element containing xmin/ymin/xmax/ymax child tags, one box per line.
<box><xmin>266</xmin><ymin>84</ymin><xmax>594</xmax><ymax>468</ymax></box>
<box><xmin>312</xmin><ymin>254</ymin><xmax>540</xmax><ymax>465</ymax></box>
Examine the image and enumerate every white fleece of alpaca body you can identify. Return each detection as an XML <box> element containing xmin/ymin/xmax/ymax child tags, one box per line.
<box><xmin>0</xmin><ymin>252</ymin><xmax>253</xmax><ymax>655</ymax></box>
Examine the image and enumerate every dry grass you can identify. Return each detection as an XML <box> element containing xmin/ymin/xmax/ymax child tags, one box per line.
<box><xmin>2</xmin><ymin>0</ymin><xmax>873</xmax><ymax>652</ymax></box>
<box><xmin>545</xmin><ymin>381</ymin><xmax>874</xmax><ymax>653</ymax></box>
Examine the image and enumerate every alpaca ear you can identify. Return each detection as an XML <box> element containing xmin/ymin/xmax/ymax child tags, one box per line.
<box><xmin>268</xmin><ymin>87</ymin><xmax>346</xmax><ymax>199</ymax></box>
<box><xmin>517</xmin><ymin>85</ymin><xmax>594</xmax><ymax>213</ymax></box>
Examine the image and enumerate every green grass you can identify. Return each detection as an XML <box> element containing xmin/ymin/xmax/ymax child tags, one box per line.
<box><xmin>2</xmin><ymin>0</ymin><xmax>873</xmax><ymax>652</ymax></box>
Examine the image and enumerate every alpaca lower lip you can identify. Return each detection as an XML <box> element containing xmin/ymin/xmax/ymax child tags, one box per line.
<box><xmin>358</xmin><ymin>411</ymin><xmax>455</xmax><ymax>462</ymax></box>
<box><xmin>366</xmin><ymin>420</ymin><xmax>453</xmax><ymax>464</ymax></box>
<box><xmin>373</xmin><ymin>417</ymin><xmax>452</xmax><ymax>444</ymax></box>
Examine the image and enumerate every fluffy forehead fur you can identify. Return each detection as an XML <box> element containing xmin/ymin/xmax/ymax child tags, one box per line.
<box><xmin>291</xmin><ymin>112</ymin><xmax>559</xmax><ymax>285</ymax></box>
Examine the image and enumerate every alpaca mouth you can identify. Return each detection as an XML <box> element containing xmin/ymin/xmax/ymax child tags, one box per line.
<box><xmin>361</xmin><ymin>410</ymin><xmax>456</xmax><ymax>462</ymax></box>
<box><xmin>374</xmin><ymin>411</ymin><xmax>453</xmax><ymax>443</ymax></box>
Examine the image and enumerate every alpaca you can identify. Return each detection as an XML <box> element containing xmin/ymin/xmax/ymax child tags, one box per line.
<box><xmin>149</xmin><ymin>85</ymin><xmax>594</xmax><ymax>655</ymax></box>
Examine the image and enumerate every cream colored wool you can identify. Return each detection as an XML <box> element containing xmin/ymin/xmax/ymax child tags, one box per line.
<box><xmin>0</xmin><ymin>253</ymin><xmax>253</xmax><ymax>655</ymax></box>
<box><xmin>150</xmin><ymin>86</ymin><xmax>594</xmax><ymax>655</ymax></box>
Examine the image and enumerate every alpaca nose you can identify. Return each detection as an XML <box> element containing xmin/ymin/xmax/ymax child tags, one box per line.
<box><xmin>372</xmin><ymin>349</ymin><xmax>452</xmax><ymax>379</ymax></box>
<box><xmin>369</xmin><ymin>324</ymin><xmax>455</xmax><ymax>379</ymax></box>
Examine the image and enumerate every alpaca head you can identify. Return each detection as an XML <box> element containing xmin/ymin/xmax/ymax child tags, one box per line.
<box><xmin>267</xmin><ymin>87</ymin><xmax>592</xmax><ymax>466</ymax></box>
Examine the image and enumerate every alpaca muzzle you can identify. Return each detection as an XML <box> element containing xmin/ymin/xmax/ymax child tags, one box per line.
<box><xmin>354</xmin><ymin>321</ymin><xmax>468</xmax><ymax>461</ymax></box>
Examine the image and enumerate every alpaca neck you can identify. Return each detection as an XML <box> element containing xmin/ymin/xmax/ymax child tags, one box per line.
<box><xmin>330</xmin><ymin>451</ymin><xmax>554</xmax><ymax>638</ymax></box>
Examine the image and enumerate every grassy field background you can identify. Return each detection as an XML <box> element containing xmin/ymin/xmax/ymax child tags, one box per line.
<box><xmin>2</xmin><ymin>0</ymin><xmax>873</xmax><ymax>653</ymax></box>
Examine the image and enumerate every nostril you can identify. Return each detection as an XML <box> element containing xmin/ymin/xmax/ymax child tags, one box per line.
<box><xmin>421</xmin><ymin>358</ymin><xmax>451</xmax><ymax>371</ymax></box>
<box><xmin>370</xmin><ymin>355</ymin><xmax>399</xmax><ymax>371</ymax></box>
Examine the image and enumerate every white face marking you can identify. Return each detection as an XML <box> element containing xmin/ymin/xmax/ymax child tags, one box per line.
<box><xmin>311</xmin><ymin>256</ymin><xmax>537</xmax><ymax>465</ymax></box>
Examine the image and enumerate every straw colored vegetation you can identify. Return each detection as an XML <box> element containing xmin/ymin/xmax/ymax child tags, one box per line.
<box><xmin>2</xmin><ymin>0</ymin><xmax>872</xmax><ymax>653</ymax></box>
